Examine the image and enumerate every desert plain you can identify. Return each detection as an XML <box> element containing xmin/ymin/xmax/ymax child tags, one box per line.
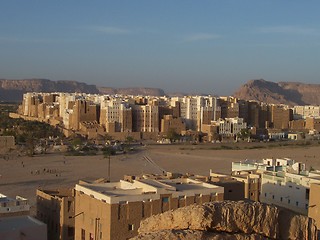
<box><xmin>1</xmin><ymin>142</ymin><xmax>320</xmax><ymax>214</ymax></box>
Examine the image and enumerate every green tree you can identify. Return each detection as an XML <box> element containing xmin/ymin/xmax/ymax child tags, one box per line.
<box><xmin>166</xmin><ymin>128</ymin><xmax>180</xmax><ymax>142</ymax></box>
<box><xmin>25</xmin><ymin>133</ymin><xmax>37</xmax><ymax>156</ymax></box>
<box><xmin>125</xmin><ymin>136</ymin><xmax>134</xmax><ymax>145</ymax></box>
<box><xmin>237</xmin><ymin>128</ymin><xmax>250</xmax><ymax>140</ymax></box>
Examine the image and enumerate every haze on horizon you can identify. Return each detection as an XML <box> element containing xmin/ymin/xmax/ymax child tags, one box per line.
<box><xmin>0</xmin><ymin>1</ymin><xmax>320</xmax><ymax>95</ymax></box>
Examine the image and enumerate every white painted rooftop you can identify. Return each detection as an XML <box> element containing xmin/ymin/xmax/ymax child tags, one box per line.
<box><xmin>76</xmin><ymin>178</ymin><xmax>224</xmax><ymax>204</ymax></box>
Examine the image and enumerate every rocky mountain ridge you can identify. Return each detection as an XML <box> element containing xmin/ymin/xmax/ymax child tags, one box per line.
<box><xmin>0</xmin><ymin>79</ymin><xmax>166</xmax><ymax>102</ymax></box>
<box><xmin>233</xmin><ymin>79</ymin><xmax>320</xmax><ymax>106</ymax></box>
<box><xmin>2</xmin><ymin>78</ymin><xmax>320</xmax><ymax>105</ymax></box>
<box><xmin>131</xmin><ymin>201</ymin><xmax>317</xmax><ymax>240</ymax></box>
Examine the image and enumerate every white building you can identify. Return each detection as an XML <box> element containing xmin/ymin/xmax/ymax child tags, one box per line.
<box><xmin>57</xmin><ymin>93</ymin><xmax>76</xmax><ymax>127</ymax></box>
<box><xmin>293</xmin><ymin>106</ymin><xmax>320</xmax><ymax>120</ymax></box>
<box><xmin>100</xmin><ymin>97</ymin><xmax>132</xmax><ymax>132</ymax></box>
<box><xmin>132</xmin><ymin>104</ymin><xmax>159</xmax><ymax>132</ymax></box>
<box><xmin>0</xmin><ymin>194</ymin><xmax>30</xmax><ymax>217</ymax></box>
<box><xmin>171</xmin><ymin>96</ymin><xmax>205</xmax><ymax>131</ymax></box>
<box><xmin>260</xmin><ymin>163</ymin><xmax>320</xmax><ymax>215</ymax></box>
<box><xmin>218</xmin><ymin>117</ymin><xmax>247</xmax><ymax>136</ymax></box>
<box><xmin>232</xmin><ymin>158</ymin><xmax>295</xmax><ymax>172</ymax></box>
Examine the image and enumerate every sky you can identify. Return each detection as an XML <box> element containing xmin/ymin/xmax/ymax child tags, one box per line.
<box><xmin>1</xmin><ymin>1</ymin><xmax>320</xmax><ymax>95</ymax></box>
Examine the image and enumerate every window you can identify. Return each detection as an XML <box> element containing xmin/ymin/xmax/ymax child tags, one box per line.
<box><xmin>142</xmin><ymin>202</ymin><xmax>144</xmax><ymax>218</ymax></box>
<box><xmin>280</xmin><ymin>197</ymin><xmax>283</xmax><ymax>202</ymax></box>
<box><xmin>68</xmin><ymin>201</ymin><xmax>72</xmax><ymax>212</ymax></box>
<box><xmin>81</xmin><ymin>229</ymin><xmax>85</xmax><ymax>240</ymax></box>
<box><xmin>128</xmin><ymin>224</ymin><xmax>134</xmax><ymax>231</ymax></box>
<box><xmin>162</xmin><ymin>197</ymin><xmax>169</xmax><ymax>203</ymax></box>
<box><xmin>68</xmin><ymin>227</ymin><xmax>74</xmax><ymax>237</ymax></box>
<box><xmin>306</xmin><ymin>189</ymin><xmax>310</xmax><ymax>200</ymax></box>
<box><xmin>89</xmin><ymin>233</ymin><xmax>94</xmax><ymax>240</ymax></box>
<box><xmin>296</xmin><ymin>201</ymin><xmax>299</xmax><ymax>207</ymax></box>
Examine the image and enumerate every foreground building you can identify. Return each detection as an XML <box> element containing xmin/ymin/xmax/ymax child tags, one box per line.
<box><xmin>36</xmin><ymin>189</ymin><xmax>75</xmax><ymax>240</ymax></box>
<box><xmin>74</xmin><ymin>178</ymin><xmax>224</xmax><ymax>240</ymax></box>
<box><xmin>260</xmin><ymin>163</ymin><xmax>320</xmax><ymax>215</ymax></box>
<box><xmin>0</xmin><ymin>215</ymin><xmax>47</xmax><ymax>240</ymax></box>
<box><xmin>231</xmin><ymin>158</ymin><xmax>296</xmax><ymax>202</ymax></box>
<box><xmin>208</xmin><ymin>172</ymin><xmax>245</xmax><ymax>201</ymax></box>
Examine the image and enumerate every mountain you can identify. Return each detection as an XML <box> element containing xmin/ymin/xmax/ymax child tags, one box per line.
<box><xmin>233</xmin><ymin>79</ymin><xmax>320</xmax><ymax>106</ymax></box>
<box><xmin>0</xmin><ymin>79</ymin><xmax>100</xmax><ymax>102</ymax></box>
<box><xmin>0</xmin><ymin>79</ymin><xmax>166</xmax><ymax>102</ymax></box>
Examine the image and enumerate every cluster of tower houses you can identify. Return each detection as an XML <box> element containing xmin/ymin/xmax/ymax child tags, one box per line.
<box><xmin>10</xmin><ymin>92</ymin><xmax>320</xmax><ymax>141</ymax></box>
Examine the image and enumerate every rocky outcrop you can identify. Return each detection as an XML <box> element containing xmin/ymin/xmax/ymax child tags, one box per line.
<box><xmin>0</xmin><ymin>79</ymin><xmax>99</xmax><ymax>101</ymax></box>
<box><xmin>132</xmin><ymin>229</ymin><xmax>266</xmax><ymax>240</ymax></box>
<box><xmin>233</xmin><ymin>79</ymin><xmax>320</xmax><ymax>106</ymax></box>
<box><xmin>132</xmin><ymin>201</ymin><xmax>317</xmax><ymax>240</ymax></box>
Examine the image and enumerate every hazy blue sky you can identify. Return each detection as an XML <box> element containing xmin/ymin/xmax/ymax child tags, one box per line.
<box><xmin>1</xmin><ymin>1</ymin><xmax>320</xmax><ymax>95</ymax></box>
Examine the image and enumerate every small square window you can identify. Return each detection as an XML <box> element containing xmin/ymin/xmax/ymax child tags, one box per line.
<box><xmin>162</xmin><ymin>197</ymin><xmax>169</xmax><ymax>203</ymax></box>
<box><xmin>128</xmin><ymin>224</ymin><xmax>134</xmax><ymax>231</ymax></box>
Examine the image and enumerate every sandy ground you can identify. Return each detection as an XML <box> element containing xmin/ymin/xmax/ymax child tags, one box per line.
<box><xmin>1</xmin><ymin>143</ymin><xmax>320</xmax><ymax>214</ymax></box>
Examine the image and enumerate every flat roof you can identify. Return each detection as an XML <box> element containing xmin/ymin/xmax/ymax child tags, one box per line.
<box><xmin>76</xmin><ymin>178</ymin><xmax>223</xmax><ymax>204</ymax></box>
<box><xmin>0</xmin><ymin>194</ymin><xmax>27</xmax><ymax>203</ymax></box>
<box><xmin>77</xmin><ymin>181</ymin><xmax>145</xmax><ymax>197</ymax></box>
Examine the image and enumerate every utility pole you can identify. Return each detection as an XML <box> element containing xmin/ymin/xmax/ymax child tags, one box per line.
<box><xmin>103</xmin><ymin>147</ymin><xmax>112</xmax><ymax>182</ymax></box>
<box><xmin>108</xmin><ymin>154</ymin><xmax>110</xmax><ymax>182</ymax></box>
